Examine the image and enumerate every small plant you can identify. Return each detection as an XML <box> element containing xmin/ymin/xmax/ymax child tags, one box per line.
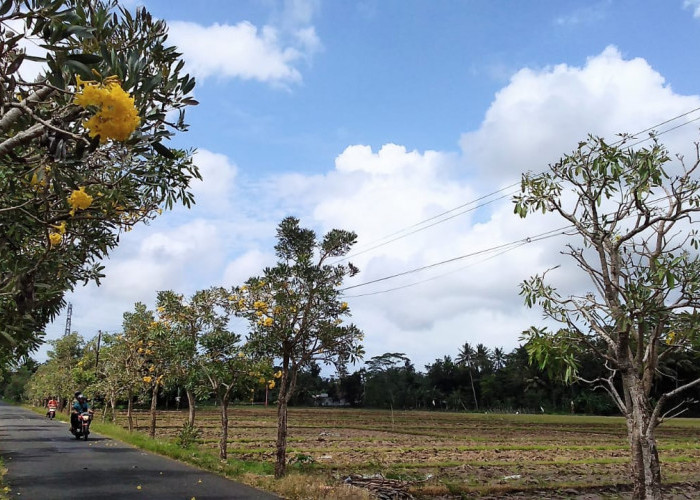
<box><xmin>175</xmin><ymin>422</ymin><xmax>201</xmax><ymax>448</ymax></box>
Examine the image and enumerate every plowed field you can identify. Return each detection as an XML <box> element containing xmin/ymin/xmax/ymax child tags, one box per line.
<box><xmin>113</xmin><ymin>407</ymin><xmax>700</xmax><ymax>498</ymax></box>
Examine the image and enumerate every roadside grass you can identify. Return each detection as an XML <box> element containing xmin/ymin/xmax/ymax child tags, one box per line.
<box><xmin>0</xmin><ymin>457</ymin><xmax>9</xmax><ymax>500</ymax></box>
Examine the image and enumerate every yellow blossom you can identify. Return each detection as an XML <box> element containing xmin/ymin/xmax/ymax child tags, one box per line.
<box><xmin>262</xmin><ymin>317</ymin><xmax>273</xmax><ymax>327</ymax></box>
<box><xmin>149</xmin><ymin>365</ymin><xmax>155</xmax><ymax>372</ymax></box>
<box><xmin>49</xmin><ymin>232</ymin><xmax>62</xmax><ymax>246</ymax></box>
<box><xmin>267</xmin><ymin>381</ymin><xmax>275</xmax><ymax>389</ymax></box>
<box><xmin>142</xmin><ymin>376</ymin><xmax>152</xmax><ymax>383</ymax></box>
<box><xmin>74</xmin><ymin>75</ymin><xmax>141</xmax><ymax>142</ymax></box>
<box><xmin>274</xmin><ymin>370</ymin><xmax>282</xmax><ymax>379</ymax></box>
<box><xmin>237</xmin><ymin>352</ymin><xmax>245</xmax><ymax>358</ymax></box>
<box><xmin>258</xmin><ymin>377</ymin><xmax>266</xmax><ymax>384</ymax></box>
<box><xmin>340</xmin><ymin>302</ymin><xmax>349</xmax><ymax>311</ymax></box>
<box><xmin>253</xmin><ymin>300</ymin><xmax>267</xmax><ymax>310</ymax></box>
<box><xmin>53</xmin><ymin>221</ymin><xmax>67</xmax><ymax>235</ymax></box>
<box><xmin>68</xmin><ymin>187</ymin><xmax>93</xmax><ymax>215</ymax></box>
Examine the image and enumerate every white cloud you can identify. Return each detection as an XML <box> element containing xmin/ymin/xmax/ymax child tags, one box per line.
<box><xmin>189</xmin><ymin>149</ymin><xmax>238</xmax><ymax>213</ymax></box>
<box><xmin>42</xmin><ymin>47</ymin><xmax>700</xmax><ymax>372</ymax></box>
<box><xmin>460</xmin><ymin>46</ymin><xmax>700</xmax><ymax>183</ymax></box>
<box><xmin>167</xmin><ymin>21</ymin><xmax>305</xmax><ymax>84</ymax></box>
<box><xmin>165</xmin><ymin>0</ymin><xmax>322</xmax><ymax>86</ymax></box>
<box><xmin>554</xmin><ymin>1</ymin><xmax>610</xmax><ymax>26</ymax></box>
<box><xmin>684</xmin><ymin>0</ymin><xmax>700</xmax><ymax>18</ymax></box>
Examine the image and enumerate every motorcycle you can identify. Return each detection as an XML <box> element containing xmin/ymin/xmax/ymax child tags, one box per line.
<box><xmin>47</xmin><ymin>407</ymin><xmax>56</xmax><ymax>419</ymax></box>
<box><xmin>71</xmin><ymin>410</ymin><xmax>93</xmax><ymax>440</ymax></box>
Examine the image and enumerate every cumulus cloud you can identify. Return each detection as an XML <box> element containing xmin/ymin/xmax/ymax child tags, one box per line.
<box><xmin>167</xmin><ymin>21</ymin><xmax>303</xmax><ymax>84</ymax></box>
<box><xmin>44</xmin><ymin>47</ymin><xmax>700</xmax><ymax>371</ymax></box>
<box><xmin>460</xmin><ymin>46</ymin><xmax>700</xmax><ymax>183</ymax></box>
<box><xmin>166</xmin><ymin>0</ymin><xmax>322</xmax><ymax>87</ymax></box>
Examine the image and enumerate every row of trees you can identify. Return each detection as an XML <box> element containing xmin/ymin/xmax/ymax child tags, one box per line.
<box><xmin>12</xmin><ymin>217</ymin><xmax>363</xmax><ymax>478</ymax></box>
<box><xmin>294</xmin><ymin>344</ymin><xmax>700</xmax><ymax>417</ymax></box>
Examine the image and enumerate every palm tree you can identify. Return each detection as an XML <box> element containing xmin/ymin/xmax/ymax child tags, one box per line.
<box><xmin>456</xmin><ymin>342</ymin><xmax>478</xmax><ymax>410</ymax></box>
<box><xmin>474</xmin><ymin>344</ymin><xmax>494</xmax><ymax>375</ymax></box>
<box><xmin>493</xmin><ymin>347</ymin><xmax>506</xmax><ymax>371</ymax></box>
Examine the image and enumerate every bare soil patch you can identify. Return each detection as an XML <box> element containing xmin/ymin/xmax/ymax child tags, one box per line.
<box><xmin>111</xmin><ymin>407</ymin><xmax>700</xmax><ymax>498</ymax></box>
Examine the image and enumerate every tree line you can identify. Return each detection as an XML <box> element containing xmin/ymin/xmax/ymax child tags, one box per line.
<box><xmin>5</xmin><ymin>336</ymin><xmax>699</xmax><ymax>419</ymax></box>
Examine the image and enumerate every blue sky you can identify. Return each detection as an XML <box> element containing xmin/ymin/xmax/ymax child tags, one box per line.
<box><xmin>40</xmin><ymin>0</ymin><xmax>700</xmax><ymax>370</ymax></box>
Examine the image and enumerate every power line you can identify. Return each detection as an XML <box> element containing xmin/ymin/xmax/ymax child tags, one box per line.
<box><xmin>340</xmin><ymin>225</ymin><xmax>575</xmax><ymax>292</ymax></box>
<box><xmin>342</xmin><ymin>189</ymin><xmax>686</xmax><ymax>296</ymax></box>
<box><xmin>337</xmin><ymin>107</ymin><xmax>700</xmax><ymax>263</ymax></box>
<box><xmin>342</xmin><ymin>241</ymin><xmax>530</xmax><ymax>298</ymax></box>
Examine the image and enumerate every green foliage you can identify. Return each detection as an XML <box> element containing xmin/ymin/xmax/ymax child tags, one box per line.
<box><xmin>0</xmin><ymin>0</ymin><xmax>200</xmax><ymax>365</ymax></box>
<box><xmin>520</xmin><ymin>327</ymin><xmax>580</xmax><ymax>384</ymax></box>
<box><xmin>175</xmin><ymin>421</ymin><xmax>201</xmax><ymax>448</ymax></box>
<box><xmin>233</xmin><ymin>217</ymin><xmax>364</xmax><ymax>379</ymax></box>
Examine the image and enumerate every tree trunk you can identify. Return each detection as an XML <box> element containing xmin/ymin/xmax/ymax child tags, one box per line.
<box><xmin>274</xmin><ymin>387</ymin><xmax>288</xmax><ymax>479</ymax></box>
<box><xmin>468</xmin><ymin>367</ymin><xmax>479</xmax><ymax>410</ymax></box>
<box><xmin>127</xmin><ymin>391</ymin><xmax>134</xmax><ymax>432</ymax></box>
<box><xmin>149</xmin><ymin>384</ymin><xmax>158</xmax><ymax>438</ymax></box>
<box><xmin>186</xmin><ymin>388</ymin><xmax>196</xmax><ymax>427</ymax></box>
<box><xmin>219</xmin><ymin>393</ymin><xmax>230</xmax><ymax>460</ymax></box>
<box><xmin>110</xmin><ymin>394</ymin><xmax>116</xmax><ymax>423</ymax></box>
<box><xmin>623</xmin><ymin>372</ymin><xmax>662</xmax><ymax>500</ymax></box>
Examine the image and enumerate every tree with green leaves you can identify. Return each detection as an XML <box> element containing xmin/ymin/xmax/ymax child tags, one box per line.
<box><xmin>0</xmin><ymin>0</ymin><xmax>199</xmax><ymax>367</ymax></box>
<box><xmin>156</xmin><ymin>288</ymin><xmax>223</xmax><ymax>427</ymax></box>
<box><xmin>198</xmin><ymin>320</ymin><xmax>272</xmax><ymax>459</ymax></box>
<box><xmin>25</xmin><ymin>331</ymin><xmax>85</xmax><ymax>408</ymax></box>
<box><xmin>514</xmin><ymin>135</ymin><xmax>700</xmax><ymax>499</ymax></box>
<box><xmin>231</xmin><ymin>216</ymin><xmax>364</xmax><ymax>478</ymax></box>
<box><xmin>119</xmin><ymin>302</ymin><xmax>159</xmax><ymax>432</ymax></box>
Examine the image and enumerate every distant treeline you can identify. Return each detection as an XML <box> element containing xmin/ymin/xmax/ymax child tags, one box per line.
<box><xmin>3</xmin><ymin>342</ymin><xmax>699</xmax><ymax>416</ymax></box>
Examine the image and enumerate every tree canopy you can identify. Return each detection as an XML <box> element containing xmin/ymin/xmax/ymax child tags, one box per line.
<box><xmin>0</xmin><ymin>0</ymin><xmax>199</xmax><ymax>365</ymax></box>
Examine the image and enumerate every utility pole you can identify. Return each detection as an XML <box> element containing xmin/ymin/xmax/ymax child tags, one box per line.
<box><xmin>94</xmin><ymin>330</ymin><xmax>102</xmax><ymax>370</ymax></box>
<box><xmin>63</xmin><ymin>303</ymin><xmax>72</xmax><ymax>336</ymax></box>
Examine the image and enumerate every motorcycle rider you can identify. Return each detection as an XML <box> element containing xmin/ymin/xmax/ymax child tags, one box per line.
<box><xmin>46</xmin><ymin>396</ymin><xmax>58</xmax><ymax>418</ymax></box>
<box><xmin>70</xmin><ymin>393</ymin><xmax>90</xmax><ymax>432</ymax></box>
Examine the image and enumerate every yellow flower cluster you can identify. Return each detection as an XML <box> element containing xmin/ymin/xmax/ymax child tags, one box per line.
<box><xmin>74</xmin><ymin>75</ymin><xmax>140</xmax><ymax>143</ymax></box>
<box><xmin>274</xmin><ymin>370</ymin><xmax>282</xmax><ymax>379</ymax></box>
<box><xmin>68</xmin><ymin>187</ymin><xmax>93</xmax><ymax>216</ymax></box>
<box><xmin>48</xmin><ymin>221</ymin><xmax>67</xmax><ymax>247</ymax></box>
<box><xmin>49</xmin><ymin>232</ymin><xmax>62</xmax><ymax>247</ymax></box>
<box><xmin>262</xmin><ymin>317</ymin><xmax>274</xmax><ymax>327</ymax></box>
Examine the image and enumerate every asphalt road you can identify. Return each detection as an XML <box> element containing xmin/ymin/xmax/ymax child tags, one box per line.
<box><xmin>0</xmin><ymin>402</ymin><xmax>279</xmax><ymax>499</ymax></box>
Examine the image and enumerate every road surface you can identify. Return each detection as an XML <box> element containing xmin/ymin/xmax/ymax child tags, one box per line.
<box><xmin>0</xmin><ymin>402</ymin><xmax>279</xmax><ymax>499</ymax></box>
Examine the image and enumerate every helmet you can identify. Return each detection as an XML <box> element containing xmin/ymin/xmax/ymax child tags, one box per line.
<box><xmin>77</xmin><ymin>394</ymin><xmax>85</xmax><ymax>400</ymax></box>
<box><xmin>74</xmin><ymin>391</ymin><xmax>81</xmax><ymax>398</ymax></box>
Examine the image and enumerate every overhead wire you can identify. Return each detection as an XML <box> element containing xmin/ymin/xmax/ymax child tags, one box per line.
<box><xmin>340</xmin><ymin>224</ymin><xmax>575</xmax><ymax>293</ymax></box>
<box><xmin>341</xmin><ymin>186</ymin><xmax>689</xmax><ymax>297</ymax></box>
<box><xmin>336</xmin><ymin>107</ymin><xmax>700</xmax><ymax>263</ymax></box>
